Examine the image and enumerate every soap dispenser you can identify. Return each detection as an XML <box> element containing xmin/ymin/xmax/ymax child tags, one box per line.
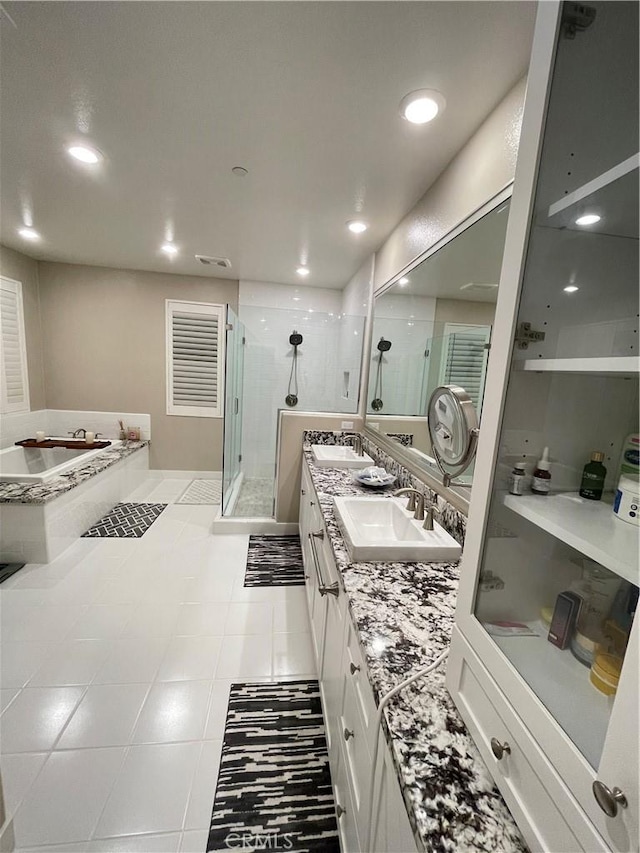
<box><xmin>531</xmin><ymin>447</ymin><xmax>551</xmax><ymax>495</ymax></box>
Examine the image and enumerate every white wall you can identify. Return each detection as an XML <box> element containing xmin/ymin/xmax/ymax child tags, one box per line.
<box><xmin>373</xmin><ymin>77</ymin><xmax>526</xmax><ymax>292</ymax></box>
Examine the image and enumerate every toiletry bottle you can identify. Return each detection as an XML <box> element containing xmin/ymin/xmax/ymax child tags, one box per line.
<box><xmin>579</xmin><ymin>451</ymin><xmax>607</xmax><ymax>500</ymax></box>
<box><xmin>531</xmin><ymin>447</ymin><xmax>551</xmax><ymax>495</ymax></box>
<box><xmin>509</xmin><ymin>462</ymin><xmax>527</xmax><ymax>496</ymax></box>
<box><xmin>618</xmin><ymin>433</ymin><xmax>640</xmax><ymax>482</ymax></box>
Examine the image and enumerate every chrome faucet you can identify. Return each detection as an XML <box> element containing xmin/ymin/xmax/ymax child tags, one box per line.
<box><xmin>393</xmin><ymin>487</ymin><xmax>425</xmax><ymax>520</ymax></box>
<box><xmin>343</xmin><ymin>434</ymin><xmax>363</xmax><ymax>456</ymax></box>
<box><xmin>68</xmin><ymin>428</ymin><xmax>87</xmax><ymax>439</ymax></box>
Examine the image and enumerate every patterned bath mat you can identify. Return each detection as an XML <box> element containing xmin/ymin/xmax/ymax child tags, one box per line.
<box><xmin>177</xmin><ymin>479</ymin><xmax>222</xmax><ymax>505</ymax></box>
<box><xmin>244</xmin><ymin>535</ymin><xmax>304</xmax><ymax>587</ymax></box>
<box><xmin>207</xmin><ymin>680</ymin><xmax>340</xmax><ymax>853</ymax></box>
<box><xmin>82</xmin><ymin>502</ymin><xmax>167</xmax><ymax>538</ymax></box>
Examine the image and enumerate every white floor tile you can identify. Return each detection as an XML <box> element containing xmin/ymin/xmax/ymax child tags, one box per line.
<box><xmin>94</xmin><ymin>638</ymin><xmax>169</xmax><ymax>684</ymax></box>
<box><xmin>0</xmin><ymin>752</ymin><xmax>48</xmax><ymax>817</ymax></box>
<box><xmin>156</xmin><ymin>636</ymin><xmax>222</xmax><ymax>682</ymax></box>
<box><xmin>0</xmin><ymin>687</ymin><xmax>85</xmax><ymax>753</ymax></box>
<box><xmin>29</xmin><ymin>640</ymin><xmax>111</xmax><ymax>687</ymax></box>
<box><xmin>1</xmin><ymin>605</ymin><xmax>85</xmax><ymax>644</ymax></box>
<box><xmin>131</xmin><ymin>681</ymin><xmax>212</xmax><ymax>744</ymax></box>
<box><xmin>12</xmin><ymin>747</ymin><xmax>125</xmax><ymax>847</ymax></box>
<box><xmin>215</xmin><ymin>635</ymin><xmax>272</xmax><ymax>679</ymax></box>
<box><xmin>95</xmin><ymin>742</ymin><xmax>200</xmax><ymax>838</ymax></box>
<box><xmin>272</xmin><ymin>632</ymin><xmax>316</xmax><ymax>677</ymax></box>
<box><xmin>179</xmin><ymin>829</ymin><xmax>210</xmax><ymax>852</ymax></box>
<box><xmin>184</xmin><ymin>740</ymin><xmax>222</xmax><ymax>830</ymax></box>
<box><xmin>224</xmin><ymin>602</ymin><xmax>273</xmax><ymax>635</ymax></box>
<box><xmin>89</xmin><ymin>832</ymin><xmax>182</xmax><ymax>852</ymax></box>
<box><xmin>56</xmin><ymin>683</ymin><xmax>150</xmax><ymax>750</ymax></box>
<box><xmin>1</xmin><ymin>687</ymin><xmax>20</xmax><ymax>712</ymax></box>
<box><xmin>69</xmin><ymin>604</ymin><xmax>135</xmax><ymax>640</ymax></box>
<box><xmin>181</xmin><ymin>574</ymin><xmax>236</xmax><ymax>604</ymax></box>
<box><xmin>0</xmin><ymin>643</ymin><xmax>54</xmax><ymax>688</ymax></box>
<box><xmin>173</xmin><ymin>603</ymin><xmax>229</xmax><ymax>636</ymax></box>
<box><xmin>203</xmin><ymin>681</ymin><xmax>232</xmax><ymax>741</ymax></box>
<box><xmin>273</xmin><ymin>599</ymin><xmax>311</xmax><ymax>634</ymax></box>
<box><xmin>120</xmin><ymin>603</ymin><xmax>181</xmax><ymax>638</ymax></box>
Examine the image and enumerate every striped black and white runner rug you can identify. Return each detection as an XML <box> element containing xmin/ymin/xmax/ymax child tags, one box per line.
<box><xmin>244</xmin><ymin>535</ymin><xmax>305</xmax><ymax>587</ymax></box>
<box><xmin>208</xmin><ymin>680</ymin><xmax>340</xmax><ymax>852</ymax></box>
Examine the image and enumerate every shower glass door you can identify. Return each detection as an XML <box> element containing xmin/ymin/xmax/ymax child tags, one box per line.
<box><xmin>222</xmin><ymin>307</ymin><xmax>244</xmax><ymax>515</ymax></box>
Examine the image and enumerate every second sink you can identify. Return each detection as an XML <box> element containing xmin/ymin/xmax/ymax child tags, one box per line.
<box><xmin>333</xmin><ymin>496</ymin><xmax>462</xmax><ymax>563</ymax></box>
<box><xmin>311</xmin><ymin>445</ymin><xmax>374</xmax><ymax>468</ymax></box>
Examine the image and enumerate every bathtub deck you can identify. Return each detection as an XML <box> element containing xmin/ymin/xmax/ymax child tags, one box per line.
<box><xmin>0</xmin><ymin>441</ymin><xmax>149</xmax><ymax>504</ymax></box>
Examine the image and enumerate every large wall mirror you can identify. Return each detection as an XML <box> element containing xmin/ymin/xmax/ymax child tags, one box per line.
<box><xmin>364</xmin><ymin>191</ymin><xmax>511</xmax><ymax>503</ymax></box>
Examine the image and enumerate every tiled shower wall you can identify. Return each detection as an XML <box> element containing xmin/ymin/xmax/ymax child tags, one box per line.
<box><xmin>238</xmin><ymin>281</ymin><xmax>366</xmax><ymax>481</ymax></box>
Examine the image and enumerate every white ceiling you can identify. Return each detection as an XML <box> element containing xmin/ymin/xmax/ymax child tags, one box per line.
<box><xmin>0</xmin><ymin>1</ymin><xmax>535</xmax><ymax>289</ymax></box>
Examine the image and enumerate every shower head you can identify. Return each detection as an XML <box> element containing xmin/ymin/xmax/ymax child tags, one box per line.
<box><xmin>377</xmin><ymin>337</ymin><xmax>392</xmax><ymax>352</ymax></box>
<box><xmin>289</xmin><ymin>331</ymin><xmax>303</xmax><ymax>347</ymax></box>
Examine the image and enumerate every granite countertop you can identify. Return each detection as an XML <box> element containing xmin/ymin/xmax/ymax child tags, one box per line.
<box><xmin>0</xmin><ymin>441</ymin><xmax>149</xmax><ymax>505</ymax></box>
<box><xmin>303</xmin><ymin>448</ymin><xmax>526</xmax><ymax>853</ymax></box>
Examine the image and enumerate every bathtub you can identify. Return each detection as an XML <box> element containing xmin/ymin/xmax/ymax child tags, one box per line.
<box><xmin>0</xmin><ymin>439</ymin><xmax>122</xmax><ymax>483</ymax></box>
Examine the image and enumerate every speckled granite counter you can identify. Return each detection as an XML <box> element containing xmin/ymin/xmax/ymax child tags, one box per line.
<box><xmin>0</xmin><ymin>441</ymin><xmax>149</xmax><ymax>505</ymax></box>
<box><xmin>303</xmin><ymin>448</ymin><xmax>526</xmax><ymax>853</ymax></box>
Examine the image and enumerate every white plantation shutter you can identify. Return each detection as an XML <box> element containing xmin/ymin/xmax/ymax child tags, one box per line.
<box><xmin>166</xmin><ymin>300</ymin><xmax>225</xmax><ymax>418</ymax></box>
<box><xmin>0</xmin><ymin>277</ymin><xmax>30</xmax><ymax>414</ymax></box>
<box><xmin>439</xmin><ymin>324</ymin><xmax>491</xmax><ymax>412</ymax></box>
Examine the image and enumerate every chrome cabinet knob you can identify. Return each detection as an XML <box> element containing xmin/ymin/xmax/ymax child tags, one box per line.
<box><xmin>592</xmin><ymin>781</ymin><xmax>628</xmax><ymax>818</ymax></box>
<box><xmin>301</xmin><ymin>488</ymin><xmax>306</xmax><ymax>495</ymax></box>
<box><xmin>490</xmin><ymin>737</ymin><xmax>511</xmax><ymax>760</ymax></box>
<box><xmin>336</xmin><ymin>804</ymin><xmax>345</xmax><ymax>819</ymax></box>
<box><xmin>344</xmin><ymin>727</ymin><xmax>355</xmax><ymax>741</ymax></box>
<box><xmin>349</xmin><ymin>662</ymin><xmax>360</xmax><ymax>675</ymax></box>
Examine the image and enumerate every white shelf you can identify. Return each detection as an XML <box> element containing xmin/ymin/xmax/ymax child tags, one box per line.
<box><xmin>514</xmin><ymin>357</ymin><xmax>639</xmax><ymax>377</ymax></box>
<box><xmin>503</xmin><ymin>492</ymin><xmax>639</xmax><ymax>585</ymax></box>
<box><xmin>547</xmin><ymin>153</ymin><xmax>639</xmax><ymax>241</ymax></box>
<box><xmin>492</xmin><ymin>626</ymin><xmax>612</xmax><ymax>770</ymax></box>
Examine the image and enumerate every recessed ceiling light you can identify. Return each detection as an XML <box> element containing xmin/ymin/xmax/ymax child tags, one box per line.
<box><xmin>575</xmin><ymin>213</ymin><xmax>601</xmax><ymax>226</ymax></box>
<box><xmin>18</xmin><ymin>226</ymin><xmax>40</xmax><ymax>241</ymax></box>
<box><xmin>347</xmin><ymin>220</ymin><xmax>368</xmax><ymax>234</ymax></box>
<box><xmin>564</xmin><ymin>285</ymin><xmax>579</xmax><ymax>293</ymax></box>
<box><xmin>400</xmin><ymin>89</ymin><xmax>446</xmax><ymax>124</ymax></box>
<box><xmin>161</xmin><ymin>242</ymin><xmax>178</xmax><ymax>256</ymax></box>
<box><xmin>296</xmin><ymin>266</ymin><xmax>310</xmax><ymax>277</ymax></box>
<box><xmin>398</xmin><ymin>277</ymin><xmax>409</xmax><ymax>286</ymax></box>
<box><xmin>67</xmin><ymin>145</ymin><xmax>102</xmax><ymax>164</ymax></box>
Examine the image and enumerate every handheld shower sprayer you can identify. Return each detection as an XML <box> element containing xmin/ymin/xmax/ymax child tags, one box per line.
<box><xmin>286</xmin><ymin>330</ymin><xmax>303</xmax><ymax>406</ymax></box>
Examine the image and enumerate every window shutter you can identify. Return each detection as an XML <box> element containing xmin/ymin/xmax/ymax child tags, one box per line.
<box><xmin>0</xmin><ymin>276</ymin><xmax>30</xmax><ymax>414</ymax></box>
<box><xmin>440</xmin><ymin>325</ymin><xmax>491</xmax><ymax>412</ymax></box>
<box><xmin>166</xmin><ymin>300</ymin><xmax>225</xmax><ymax>418</ymax></box>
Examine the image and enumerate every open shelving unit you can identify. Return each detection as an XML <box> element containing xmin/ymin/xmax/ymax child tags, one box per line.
<box><xmin>514</xmin><ymin>357</ymin><xmax>639</xmax><ymax>376</ymax></box>
<box><xmin>503</xmin><ymin>492</ymin><xmax>639</xmax><ymax>585</ymax></box>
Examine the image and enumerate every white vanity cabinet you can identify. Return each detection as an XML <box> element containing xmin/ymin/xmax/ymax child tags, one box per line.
<box><xmin>448</xmin><ymin>3</ymin><xmax>639</xmax><ymax>852</ymax></box>
<box><xmin>299</xmin><ymin>458</ymin><xmax>418</xmax><ymax>853</ymax></box>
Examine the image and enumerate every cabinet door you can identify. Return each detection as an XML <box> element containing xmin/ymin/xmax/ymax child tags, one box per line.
<box><xmin>369</xmin><ymin>730</ymin><xmax>418</xmax><ymax>853</ymax></box>
<box><xmin>321</xmin><ymin>585</ymin><xmax>347</xmax><ymax>769</ymax></box>
<box><xmin>454</xmin><ymin>2</ymin><xmax>639</xmax><ymax>850</ymax></box>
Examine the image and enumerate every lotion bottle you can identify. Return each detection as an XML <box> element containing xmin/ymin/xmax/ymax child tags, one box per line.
<box><xmin>531</xmin><ymin>447</ymin><xmax>551</xmax><ymax>495</ymax></box>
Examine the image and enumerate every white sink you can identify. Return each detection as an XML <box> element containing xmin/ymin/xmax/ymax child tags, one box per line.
<box><xmin>311</xmin><ymin>445</ymin><xmax>374</xmax><ymax>468</ymax></box>
<box><xmin>333</xmin><ymin>496</ymin><xmax>462</xmax><ymax>563</ymax></box>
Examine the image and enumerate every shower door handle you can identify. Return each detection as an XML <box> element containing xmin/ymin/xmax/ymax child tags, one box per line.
<box><xmin>309</xmin><ymin>531</ymin><xmax>339</xmax><ymax>598</ymax></box>
<box><xmin>234</xmin><ymin>398</ymin><xmax>239</xmax><ymax>415</ymax></box>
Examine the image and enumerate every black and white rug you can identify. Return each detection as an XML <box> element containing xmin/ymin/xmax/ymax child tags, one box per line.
<box><xmin>244</xmin><ymin>535</ymin><xmax>305</xmax><ymax>587</ymax></box>
<box><xmin>82</xmin><ymin>502</ymin><xmax>167</xmax><ymax>538</ymax></box>
<box><xmin>207</xmin><ymin>680</ymin><xmax>340</xmax><ymax>853</ymax></box>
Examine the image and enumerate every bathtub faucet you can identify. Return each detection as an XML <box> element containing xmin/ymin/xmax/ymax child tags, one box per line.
<box><xmin>68</xmin><ymin>428</ymin><xmax>87</xmax><ymax>439</ymax></box>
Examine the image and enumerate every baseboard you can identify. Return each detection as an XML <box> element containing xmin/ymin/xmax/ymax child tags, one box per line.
<box><xmin>211</xmin><ymin>515</ymin><xmax>299</xmax><ymax>535</ymax></box>
<box><xmin>147</xmin><ymin>470</ymin><xmax>222</xmax><ymax>480</ymax></box>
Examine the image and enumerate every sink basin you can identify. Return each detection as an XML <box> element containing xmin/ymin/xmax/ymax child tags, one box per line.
<box><xmin>333</xmin><ymin>496</ymin><xmax>462</xmax><ymax>563</ymax></box>
<box><xmin>311</xmin><ymin>445</ymin><xmax>374</xmax><ymax>468</ymax></box>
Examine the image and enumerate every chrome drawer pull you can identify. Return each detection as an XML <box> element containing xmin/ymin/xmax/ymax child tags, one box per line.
<box><xmin>592</xmin><ymin>781</ymin><xmax>627</xmax><ymax>818</ymax></box>
<box><xmin>349</xmin><ymin>662</ymin><xmax>360</xmax><ymax>675</ymax></box>
<box><xmin>344</xmin><ymin>727</ymin><xmax>355</xmax><ymax>741</ymax></box>
<box><xmin>308</xmin><ymin>531</ymin><xmax>339</xmax><ymax>598</ymax></box>
<box><xmin>336</xmin><ymin>804</ymin><xmax>345</xmax><ymax>819</ymax></box>
<box><xmin>490</xmin><ymin>738</ymin><xmax>511</xmax><ymax>760</ymax></box>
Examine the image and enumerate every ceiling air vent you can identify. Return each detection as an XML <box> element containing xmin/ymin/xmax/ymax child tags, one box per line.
<box><xmin>195</xmin><ymin>255</ymin><xmax>232</xmax><ymax>269</ymax></box>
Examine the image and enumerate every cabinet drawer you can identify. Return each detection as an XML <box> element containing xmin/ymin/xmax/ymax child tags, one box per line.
<box><xmin>449</xmin><ymin>629</ymin><xmax>607</xmax><ymax>853</ymax></box>
<box><xmin>345</xmin><ymin>618</ymin><xmax>377</xmax><ymax>745</ymax></box>
<box><xmin>334</xmin><ymin>753</ymin><xmax>361</xmax><ymax>853</ymax></box>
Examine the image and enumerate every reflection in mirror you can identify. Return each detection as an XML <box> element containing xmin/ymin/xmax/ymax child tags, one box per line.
<box><xmin>365</xmin><ymin>196</ymin><xmax>511</xmax><ymax>491</ymax></box>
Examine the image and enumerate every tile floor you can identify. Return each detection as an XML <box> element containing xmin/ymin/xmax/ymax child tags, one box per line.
<box><xmin>0</xmin><ymin>477</ymin><xmax>315</xmax><ymax>853</ymax></box>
